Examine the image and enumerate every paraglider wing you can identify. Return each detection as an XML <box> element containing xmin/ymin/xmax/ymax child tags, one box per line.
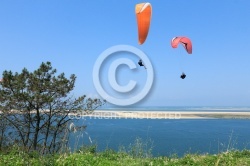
<box><xmin>135</xmin><ymin>3</ymin><xmax>152</xmax><ymax>45</ymax></box>
<box><xmin>171</xmin><ymin>37</ymin><xmax>192</xmax><ymax>54</ymax></box>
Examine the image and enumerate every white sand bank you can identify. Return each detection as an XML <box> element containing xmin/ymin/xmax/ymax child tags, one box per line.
<box><xmin>81</xmin><ymin>110</ymin><xmax>250</xmax><ymax>119</ymax></box>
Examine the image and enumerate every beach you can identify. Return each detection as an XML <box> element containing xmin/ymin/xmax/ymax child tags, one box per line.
<box><xmin>3</xmin><ymin>109</ymin><xmax>250</xmax><ymax>119</ymax></box>
<box><xmin>82</xmin><ymin>110</ymin><xmax>250</xmax><ymax>119</ymax></box>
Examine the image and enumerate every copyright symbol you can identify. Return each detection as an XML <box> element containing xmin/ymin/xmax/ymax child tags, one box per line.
<box><xmin>93</xmin><ymin>45</ymin><xmax>154</xmax><ymax>106</ymax></box>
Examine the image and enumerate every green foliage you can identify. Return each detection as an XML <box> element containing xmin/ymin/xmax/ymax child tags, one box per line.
<box><xmin>125</xmin><ymin>137</ymin><xmax>154</xmax><ymax>158</ymax></box>
<box><xmin>0</xmin><ymin>61</ymin><xmax>105</xmax><ymax>154</ymax></box>
<box><xmin>77</xmin><ymin>144</ymin><xmax>97</xmax><ymax>154</ymax></box>
<box><xmin>0</xmin><ymin>148</ymin><xmax>250</xmax><ymax>166</ymax></box>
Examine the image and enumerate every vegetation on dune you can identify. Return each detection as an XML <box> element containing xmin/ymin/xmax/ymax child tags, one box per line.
<box><xmin>0</xmin><ymin>135</ymin><xmax>249</xmax><ymax>165</ymax></box>
<box><xmin>0</xmin><ymin>145</ymin><xmax>250</xmax><ymax>166</ymax></box>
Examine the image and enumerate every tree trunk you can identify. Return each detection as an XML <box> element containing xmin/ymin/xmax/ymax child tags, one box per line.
<box><xmin>33</xmin><ymin>108</ymin><xmax>40</xmax><ymax>150</ymax></box>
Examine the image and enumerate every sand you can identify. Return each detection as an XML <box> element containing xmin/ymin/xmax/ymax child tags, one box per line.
<box><xmin>80</xmin><ymin>110</ymin><xmax>250</xmax><ymax>119</ymax></box>
<box><xmin>4</xmin><ymin>109</ymin><xmax>249</xmax><ymax>119</ymax></box>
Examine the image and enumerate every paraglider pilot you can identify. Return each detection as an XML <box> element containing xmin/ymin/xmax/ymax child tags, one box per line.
<box><xmin>180</xmin><ymin>72</ymin><xmax>186</xmax><ymax>79</ymax></box>
<box><xmin>138</xmin><ymin>59</ymin><xmax>146</xmax><ymax>69</ymax></box>
<box><xmin>138</xmin><ymin>59</ymin><xmax>143</xmax><ymax>66</ymax></box>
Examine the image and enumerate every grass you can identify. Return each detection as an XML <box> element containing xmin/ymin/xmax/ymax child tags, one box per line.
<box><xmin>0</xmin><ymin>146</ymin><xmax>250</xmax><ymax>166</ymax></box>
<box><xmin>0</xmin><ymin>134</ymin><xmax>249</xmax><ymax>166</ymax></box>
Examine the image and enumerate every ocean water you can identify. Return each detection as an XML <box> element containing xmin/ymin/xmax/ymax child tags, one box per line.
<box><xmin>69</xmin><ymin>107</ymin><xmax>250</xmax><ymax>157</ymax></box>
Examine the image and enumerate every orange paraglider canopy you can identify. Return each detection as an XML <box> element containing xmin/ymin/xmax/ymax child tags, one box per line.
<box><xmin>171</xmin><ymin>37</ymin><xmax>192</xmax><ymax>54</ymax></box>
<box><xmin>135</xmin><ymin>2</ymin><xmax>152</xmax><ymax>45</ymax></box>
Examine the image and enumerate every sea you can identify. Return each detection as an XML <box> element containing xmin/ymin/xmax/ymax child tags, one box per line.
<box><xmin>69</xmin><ymin>106</ymin><xmax>250</xmax><ymax>157</ymax></box>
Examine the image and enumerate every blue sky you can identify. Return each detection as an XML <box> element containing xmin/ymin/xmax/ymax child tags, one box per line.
<box><xmin>0</xmin><ymin>0</ymin><xmax>250</xmax><ymax>107</ymax></box>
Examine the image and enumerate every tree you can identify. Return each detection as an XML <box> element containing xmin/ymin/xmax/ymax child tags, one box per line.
<box><xmin>0</xmin><ymin>62</ymin><xmax>105</xmax><ymax>154</ymax></box>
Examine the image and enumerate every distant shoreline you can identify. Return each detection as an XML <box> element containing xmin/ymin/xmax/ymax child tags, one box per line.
<box><xmin>74</xmin><ymin>110</ymin><xmax>250</xmax><ymax>119</ymax></box>
<box><xmin>2</xmin><ymin>110</ymin><xmax>250</xmax><ymax>119</ymax></box>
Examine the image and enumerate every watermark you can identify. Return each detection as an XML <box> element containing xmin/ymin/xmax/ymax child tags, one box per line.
<box><xmin>93</xmin><ymin>45</ymin><xmax>154</xmax><ymax>106</ymax></box>
<box><xmin>69</xmin><ymin>111</ymin><xmax>181</xmax><ymax>120</ymax></box>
